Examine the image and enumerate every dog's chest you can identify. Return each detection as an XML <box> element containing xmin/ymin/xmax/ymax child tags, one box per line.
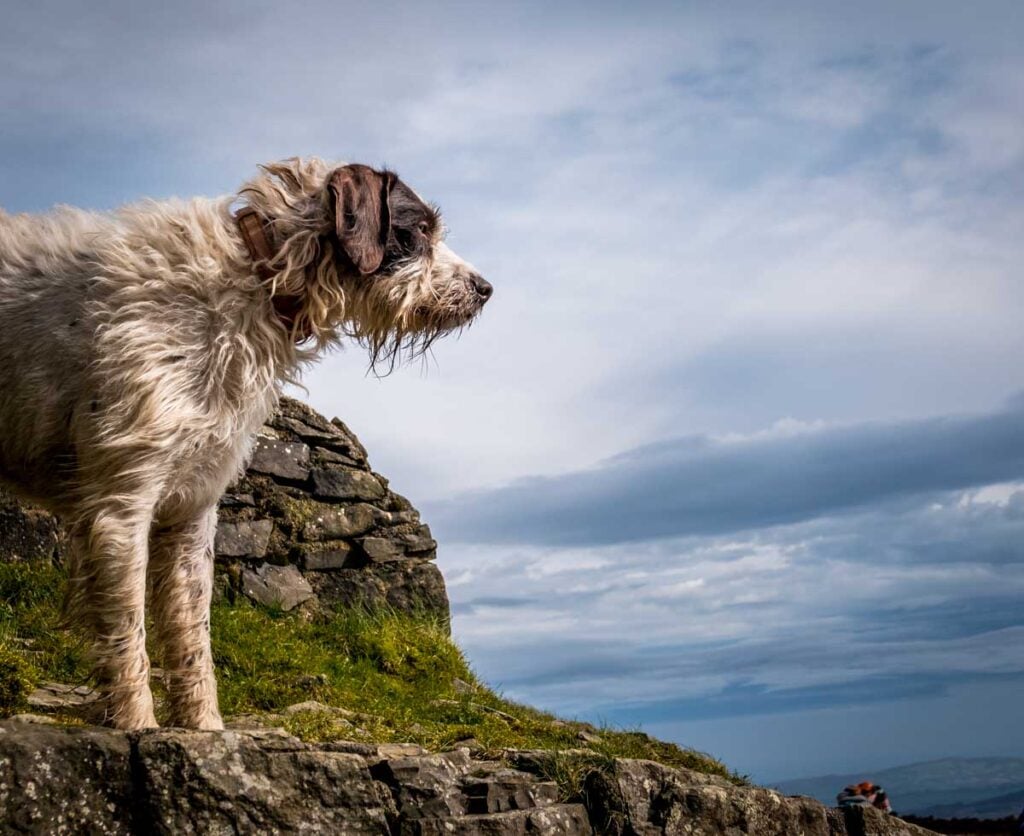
<box><xmin>158</xmin><ymin>396</ymin><xmax>274</xmax><ymax>524</ymax></box>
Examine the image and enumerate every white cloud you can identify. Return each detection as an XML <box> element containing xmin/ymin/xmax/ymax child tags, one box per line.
<box><xmin>442</xmin><ymin>480</ymin><xmax>1024</xmax><ymax>717</ymax></box>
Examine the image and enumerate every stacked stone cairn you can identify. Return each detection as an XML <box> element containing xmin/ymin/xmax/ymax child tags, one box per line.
<box><xmin>215</xmin><ymin>396</ymin><xmax>449</xmax><ymax>621</ymax></box>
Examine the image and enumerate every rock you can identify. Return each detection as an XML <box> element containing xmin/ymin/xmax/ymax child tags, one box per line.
<box><xmin>135</xmin><ymin>728</ymin><xmax>393</xmax><ymax>834</ymax></box>
<box><xmin>219</xmin><ymin>398</ymin><xmax>449</xmax><ymax>620</ymax></box>
<box><xmin>268</xmin><ymin>401</ymin><xmax>367</xmax><ymax>461</ymax></box>
<box><xmin>0</xmin><ymin>719</ymin><xmax>940</xmax><ymax>836</ymax></box>
<box><xmin>503</xmin><ymin>749</ymin><xmax>597</xmax><ymax>776</ymax></box>
<box><xmin>453</xmin><ymin>677</ymin><xmax>475</xmax><ymax>695</ymax></box>
<box><xmin>311</xmin><ymin>468</ymin><xmax>386</xmax><ymax>501</ymax></box>
<box><xmin>323</xmin><ymin>740</ymin><xmax>430</xmax><ymax>763</ymax></box>
<box><xmin>413</xmin><ymin>805</ymin><xmax>593</xmax><ymax>835</ymax></box>
<box><xmin>383</xmin><ymin>491</ymin><xmax>415</xmax><ymax>512</ymax></box>
<box><xmin>27</xmin><ymin>680</ymin><xmax>100</xmax><ymax>713</ymax></box>
<box><xmin>300</xmin><ymin>503</ymin><xmax>378</xmax><ymax>540</ymax></box>
<box><xmin>581</xmin><ymin>758</ymin><xmax>938</xmax><ymax>836</ymax></box>
<box><xmin>371</xmin><ymin>749</ymin><xmax>474</xmax><ymax>819</ymax></box>
<box><xmin>274</xmin><ymin>415</ymin><xmax>348</xmax><ymax>445</ymax></box>
<box><xmin>462</xmin><ymin>766</ymin><xmax>561</xmax><ymax>814</ymax></box>
<box><xmin>577</xmin><ymin>729</ymin><xmax>603</xmax><ymax>745</ymax></box>
<box><xmin>377</xmin><ymin>742</ymin><xmax>430</xmax><ymax>759</ymax></box>
<box><xmin>309</xmin><ymin>560</ymin><xmax>449</xmax><ymax>623</ymax></box>
<box><xmin>283</xmin><ymin>700</ymin><xmax>355</xmax><ymax>720</ymax></box>
<box><xmin>297</xmin><ymin>541</ymin><xmax>357</xmax><ymax>571</ymax></box>
<box><xmin>218</xmin><ymin>492</ymin><xmax>256</xmax><ymax>508</ymax></box>
<box><xmin>375</xmin><ymin>509</ymin><xmax>421</xmax><ymax>527</ymax></box>
<box><xmin>214</xmin><ymin>518</ymin><xmax>273</xmax><ymax>558</ymax></box>
<box><xmin>0</xmin><ymin>720</ymin><xmax>135</xmax><ymax>834</ymax></box>
<box><xmin>400</xmin><ymin>524</ymin><xmax>438</xmax><ymax>554</ymax></box>
<box><xmin>0</xmin><ymin>487</ymin><xmax>65</xmax><ymax>563</ymax></box>
<box><xmin>330</xmin><ymin>416</ymin><xmax>370</xmax><ymax>462</ymax></box>
<box><xmin>360</xmin><ymin>535</ymin><xmax>408</xmax><ymax>562</ymax></box>
<box><xmin>240</xmin><ymin>563</ymin><xmax>314</xmax><ymax>611</ymax></box>
<box><xmin>315</xmin><ymin>447</ymin><xmax>364</xmax><ymax>467</ymax></box>
<box><xmin>4</xmin><ymin>712</ymin><xmax>57</xmax><ymax>724</ymax></box>
<box><xmin>843</xmin><ymin>806</ymin><xmax>940</xmax><ymax>836</ymax></box>
<box><xmin>248</xmin><ymin>436</ymin><xmax>311</xmax><ymax>481</ymax></box>
<box><xmin>586</xmin><ymin>758</ymin><xmax>787</xmax><ymax>834</ymax></box>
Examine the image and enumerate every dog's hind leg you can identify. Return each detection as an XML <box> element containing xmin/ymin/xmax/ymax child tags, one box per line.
<box><xmin>148</xmin><ymin>506</ymin><xmax>223</xmax><ymax>730</ymax></box>
<box><xmin>74</xmin><ymin>494</ymin><xmax>161</xmax><ymax>730</ymax></box>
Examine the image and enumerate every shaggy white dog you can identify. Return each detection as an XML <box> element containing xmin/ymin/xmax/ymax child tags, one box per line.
<box><xmin>0</xmin><ymin>158</ymin><xmax>491</xmax><ymax>729</ymax></box>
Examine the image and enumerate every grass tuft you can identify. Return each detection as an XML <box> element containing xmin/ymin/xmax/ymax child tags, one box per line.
<box><xmin>0</xmin><ymin>643</ymin><xmax>34</xmax><ymax>716</ymax></box>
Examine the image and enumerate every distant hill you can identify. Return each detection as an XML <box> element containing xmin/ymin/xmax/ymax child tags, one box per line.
<box><xmin>773</xmin><ymin>757</ymin><xmax>1024</xmax><ymax>819</ymax></box>
<box><xmin>923</xmin><ymin>787</ymin><xmax>1024</xmax><ymax>820</ymax></box>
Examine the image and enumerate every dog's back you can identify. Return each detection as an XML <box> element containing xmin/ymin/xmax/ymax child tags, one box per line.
<box><xmin>0</xmin><ymin>207</ymin><xmax>102</xmax><ymax>506</ymax></box>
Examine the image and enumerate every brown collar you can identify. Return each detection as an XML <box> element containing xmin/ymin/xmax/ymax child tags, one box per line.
<box><xmin>235</xmin><ymin>207</ymin><xmax>309</xmax><ymax>341</ymax></box>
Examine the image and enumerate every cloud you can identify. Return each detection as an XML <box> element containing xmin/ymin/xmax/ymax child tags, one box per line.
<box><xmin>440</xmin><ymin>478</ymin><xmax>1024</xmax><ymax>729</ymax></box>
<box><xmin>430</xmin><ymin>399</ymin><xmax>1024</xmax><ymax>546</ymax></box>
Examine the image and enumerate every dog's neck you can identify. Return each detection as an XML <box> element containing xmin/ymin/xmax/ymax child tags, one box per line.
<box><xmin>235</xmin><ymin>207</ymin><xmax>309</xmax><ymax>342</ymax></box>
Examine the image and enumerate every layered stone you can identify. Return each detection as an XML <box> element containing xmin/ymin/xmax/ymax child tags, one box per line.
<box><xmin>208</xmin><ymin>397</ymin><xmax>450</xmax><ymax>622</ymax></box>
<box><xmin>0</xmin><ymin>720</ymin><xmax>940</xmax><ymax>836</ymax></box>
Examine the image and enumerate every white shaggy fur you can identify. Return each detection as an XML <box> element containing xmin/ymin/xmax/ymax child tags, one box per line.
<box><xmin>0</xmin><ymin>158</ymin><xmax>489</xmax><ymax>729</ymax></box>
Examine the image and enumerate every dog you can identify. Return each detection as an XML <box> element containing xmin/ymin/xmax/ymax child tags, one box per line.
<box><xmin>0</xmin><ymin>158</ymin><xmax>491</xmax><ymax>729</ymax></box>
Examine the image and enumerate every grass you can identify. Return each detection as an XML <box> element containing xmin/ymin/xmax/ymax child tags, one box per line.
<box><xmin>0</xmin><ymin>559</ymin><xmax>745</xmax><ymax>795</ymax></box>
<box><xmin>0</xmin><ymin>560</ymin><xmax>89</xmax><ymax>697</ymax></box>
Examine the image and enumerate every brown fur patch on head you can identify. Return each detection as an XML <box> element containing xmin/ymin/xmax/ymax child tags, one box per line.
<box><xmin>328</xmin><ymin>164</ymin><xmax>391</xmax><ymax>276</ymax></box>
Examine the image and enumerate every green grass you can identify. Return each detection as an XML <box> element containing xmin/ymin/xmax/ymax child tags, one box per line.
<box><xmin>0</xmin><ymin>561</ymin><xmax>89</xmax><ymax>694</ymax></box>
<box><xmin>0</xmin><ymin>560</ymin><xmax>745</xmax><ymax>794</ymax></box>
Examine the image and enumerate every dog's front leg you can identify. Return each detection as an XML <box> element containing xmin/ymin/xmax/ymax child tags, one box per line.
<box><xmin>79</xmin><ymin>499</ymin><xmax>160</xmax><ymax>730</ymax></box>
<box><xmin>149</xmin><ymin>506</ymin><xmax>223</xmax><ymax>730</ymax></box>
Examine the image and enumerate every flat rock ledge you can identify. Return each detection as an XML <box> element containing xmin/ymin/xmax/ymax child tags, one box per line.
<box><xmin>0</xmin><ymin>719</ymin><xmax>937</xmax><ymax>836</ymax></box>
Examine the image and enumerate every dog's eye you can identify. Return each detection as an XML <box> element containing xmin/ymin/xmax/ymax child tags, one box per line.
<box><xmin>417</xmin><ymin>221</ymin><xmax>431</xmax><ymax>236</ymax></box>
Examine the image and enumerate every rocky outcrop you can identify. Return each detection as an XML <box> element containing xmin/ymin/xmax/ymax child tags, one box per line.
<box><xmin>215</xmin><ymin>398</ymin><xmax>447</xmax><ymax>621</ymax></box>
<box><xmin>579</xmin><ymin>757</ymin><xmax>938</xmax><ymax>836</ymax></box>
<box><xmin>0</xmin><ymin>718</ymin><xmax>938</xmax><ymax>836</ymax></box>
<box><xmin>0</xmin><ymin>397</ymin><xmax>449</xmax><ymax>623</ymax></box>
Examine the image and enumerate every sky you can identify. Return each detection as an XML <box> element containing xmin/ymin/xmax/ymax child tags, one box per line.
<box><xmin>3</xmin><ymin>0</ymin><xmax>1024</xmax><ymax>782</ymax></box>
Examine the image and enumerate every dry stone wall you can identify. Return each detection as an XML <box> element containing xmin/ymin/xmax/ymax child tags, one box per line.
<box><xmin>0</xmin><ymin>396</ymin><xmax>449</xmax><ymax>623</ymax></box>
<box><xmin>214</xmin><ymin>397</ymin><xmax>448</xmax><ymax>622</ymax></box>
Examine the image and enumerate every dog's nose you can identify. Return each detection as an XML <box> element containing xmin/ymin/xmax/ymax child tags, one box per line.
<box><xmin>469</xmin><ymin>272</ymin><xmax>493</xmax><ymax>301</ymax></box>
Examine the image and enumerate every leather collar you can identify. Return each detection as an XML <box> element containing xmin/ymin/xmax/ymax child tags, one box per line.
<box><xmin>235</xmin><ymin>207</ymin><xmax>309</xmax><ymax>341</ymax></box>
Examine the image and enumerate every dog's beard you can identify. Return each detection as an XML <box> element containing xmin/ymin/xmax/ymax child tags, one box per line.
<box><xmin>343</xmin><ymin>256</ymin><xmax>484</xmax><ymax>373</ymax></box>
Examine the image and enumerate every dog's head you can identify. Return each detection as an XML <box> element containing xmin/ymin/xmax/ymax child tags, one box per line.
<box><xmin>241</xmin><ymin>158</ymin><xmax>491</xmax><ymax>367</ymax></box>
<box><xmin>328</xmin><ymin>164</ymin><xmax>492</xmax><ymax>357</ymax></box>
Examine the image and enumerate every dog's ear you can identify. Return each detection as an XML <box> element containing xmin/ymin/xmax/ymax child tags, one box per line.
<box><xmin>328</xmin><ymin>164</ymin><xmax>393</xmax><ymax>275</ymax></box>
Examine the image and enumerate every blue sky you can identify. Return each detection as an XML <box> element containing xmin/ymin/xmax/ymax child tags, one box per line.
<box><xmin>3</xmin><ymin>0</ymin><xmax>1023</xmax><ymax>782</ymax></box>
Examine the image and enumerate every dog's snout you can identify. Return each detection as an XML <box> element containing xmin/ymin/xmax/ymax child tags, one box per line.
<box><xmin>469</xmin><ymin>272</ymin><xmax>493</xmax><ymax>301</ymax></box>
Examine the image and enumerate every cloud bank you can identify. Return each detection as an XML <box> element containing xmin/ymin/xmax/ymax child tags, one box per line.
<box><xmin>431</xmin><ymin>400</ymin><xmax>1024</xmax><ymax>545</ymax></box>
